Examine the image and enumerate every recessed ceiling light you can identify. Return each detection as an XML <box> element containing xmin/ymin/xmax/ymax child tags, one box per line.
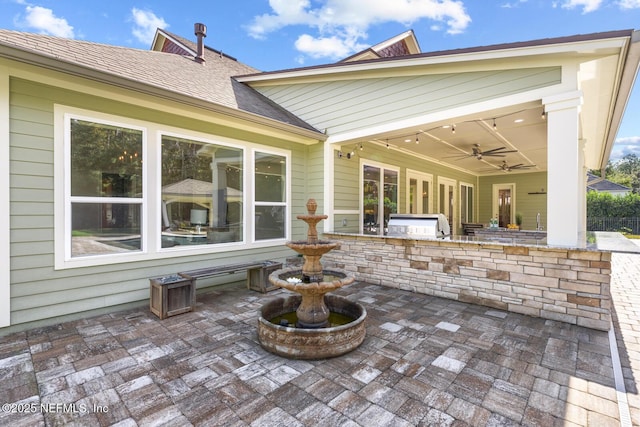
<box><xmin>404</xmin><ymin>139</ymin><xmax>412</xmax><ymax>143</ymax></box>
<box><xmin>514</xmin><ymin>119</ymin><xmax>524</xmax><ymax>123</ymax></box>
<box><xmin>442</xmin><ymin>125</ymin><xmax>450</xmax><ymax>129</ymax></box>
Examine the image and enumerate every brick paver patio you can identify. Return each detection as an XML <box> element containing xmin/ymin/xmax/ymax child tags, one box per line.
<box><xmin>0</xmin><ymin>251</ymin><xmax>638</xmax><ymax>426</ymax></box>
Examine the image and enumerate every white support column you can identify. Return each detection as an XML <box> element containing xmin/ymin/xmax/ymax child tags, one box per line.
<box><xmin>543</xmin><ymin>91</ymin><xmax>585</xmax><ymax>248</ymax></box>
<box><xmin>323</xmin><ymin>140</ymin><xmax>335</xmax><ymax>232</ymax></box>
<box><xmin>0</xmin><ymin>67</ymin><xmax>10</xmax><ymax>327</ymax></box>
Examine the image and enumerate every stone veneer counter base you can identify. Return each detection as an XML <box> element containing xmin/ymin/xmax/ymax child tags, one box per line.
<box><xmin>323</xmin><ymin>233</ymin><xmax>611</xmax><ymax>331</ymax></box>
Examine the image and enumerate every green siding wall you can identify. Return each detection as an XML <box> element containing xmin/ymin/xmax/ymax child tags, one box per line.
<box><xmin>478</xmin><ymin>172</ymin><xmax>548</xmax><ymax>230</ymax></box>
<box><xmin>256</xmin><ymin>67</ymin><xmax>561</xmax><ymax>136</ymax></box>
<box><xmin>8</xmin><ymin>77</ymin><xmax>316</xmax><ymax>328</ymax></box>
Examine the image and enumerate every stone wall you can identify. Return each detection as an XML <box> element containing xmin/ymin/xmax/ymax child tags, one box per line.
<box><xmin>322</xmin><ymin>233</ymin><xmax>612</xmax><ymax>331</ymax></box>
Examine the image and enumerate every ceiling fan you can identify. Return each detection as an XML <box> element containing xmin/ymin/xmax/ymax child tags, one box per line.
<box><xmin>446</xmin><ymin>143</ymin><xmax>518</xmax><ymax>160</ymax></box>
<box><xmin>499</xmin><ymin>161</ymin><xmax>536</xmax><ymax>172</ymax></box>
<box><xmin>468</xmin><ymin>144</ymin><xmax>517</xmax><ymax>160</ymax></box>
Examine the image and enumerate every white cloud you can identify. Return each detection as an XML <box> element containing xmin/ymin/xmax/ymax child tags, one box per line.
<box><xmin>247</xmin><ymin>0</ymin><xmax>471</xmax><ymax>60</ymax></box>
<box><xmin>618</xmin><ymin>0</ymin><xmax>640</xmax><ymax>8</ymax></box>
<box><xmin>16</xmin><ymin>6</ymin><xmax>74</xmax><ymax>38</ymax></box>
<box><xmin>131</xmin><ymin>8</ymin><xmax>168</xmax><ymax>45</ymax></box>
<box><xmin>611</xmin><ymin>136</ymin><xmax>640</xmax><ymax>161</ymax></box>
<box><xmin>501</xmin><ymin>0</ymin><xmax>528</xmax><ymax>8</ymax></box>
<box><xmin>295</xmin><ymin>33</ymin><xmax>367</xmax><ymax>60</ymax></box>
<box><xmin>560</xmin><ymin>0</ymin><xmax>603</xmax><ymax>13</ymax></box>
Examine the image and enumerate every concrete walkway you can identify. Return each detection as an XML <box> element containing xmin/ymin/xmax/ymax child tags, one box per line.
<box><xmin>610</xmin><ymin>250</ymin><xmax>640</xmax><ymax>426</ymax></box>
<box><xmin>0</xmin><ymin>251</ymin><xmax>639</xmax><ymax>426</ymax></box>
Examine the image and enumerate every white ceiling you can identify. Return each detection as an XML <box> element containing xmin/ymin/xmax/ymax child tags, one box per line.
<box><xmin>360</xmin><ymin>101</ymin><xmax>548</xmax><ymax>176</ymax></box>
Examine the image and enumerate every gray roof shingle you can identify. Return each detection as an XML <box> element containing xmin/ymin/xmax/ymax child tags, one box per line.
<box><xmin>0</xmin><ymin>29</ymin><xmax>319</xmax><ymax>134</ymax></box>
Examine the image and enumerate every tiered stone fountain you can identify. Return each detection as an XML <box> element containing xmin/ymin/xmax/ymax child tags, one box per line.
<box><xmin>258</xmin><ymin>199</ymin><xmax>366</xmax><ymax>359</ymax></box>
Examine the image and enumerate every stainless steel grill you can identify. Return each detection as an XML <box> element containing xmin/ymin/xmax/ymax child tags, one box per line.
<box><xmin>387</xmin><ymin>214</ymin><xmax>450</xmax><ymax>239</ymax></box>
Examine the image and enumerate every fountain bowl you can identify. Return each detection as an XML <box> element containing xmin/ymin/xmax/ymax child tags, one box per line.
<box><xmin>258</xmin><ymin>294</ymin><xmax>367</xmax><ymax>359</ymax></box>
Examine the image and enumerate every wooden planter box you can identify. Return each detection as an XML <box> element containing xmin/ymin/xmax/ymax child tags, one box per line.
<box><xmin>150</xmin><ymin>275</ymin><xmax>195</xmax><ymax>319</ymax></box>
<box><xmin>247</xmin><ymin>261</ymin><xmax>283</xmax><ymax>293</ymax></box>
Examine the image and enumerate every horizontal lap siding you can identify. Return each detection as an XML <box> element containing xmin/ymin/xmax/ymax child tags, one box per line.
<box><xmin>8</xmin><ymin>77</ymin><xmax>304</xmax><ymax>327</ymax></box>
<box><xmin>333</xmin><ymin>150</ymin><xmax>359</xmax><ymax>211</ymax></box>
<box><xmin>257</xmin><ymin>67</ymin><xmax>561</xmax><ymax>135</ymax></box>
<box><xmin>478</xmin><ymin>172</ymin><xmax>547</xmax><ymax>230</ymax></box>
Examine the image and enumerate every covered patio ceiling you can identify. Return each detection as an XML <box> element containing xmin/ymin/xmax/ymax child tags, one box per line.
<box><xmin>360</xmin><ymin>101</ymin><xmax>547</xmax><ymax>176</ymax></box>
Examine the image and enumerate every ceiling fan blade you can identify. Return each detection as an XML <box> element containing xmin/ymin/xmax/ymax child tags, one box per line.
<box><xmin>483</xmin><ymin>147</ymin><xmax>518</xmax><ymax>155</ymax></box>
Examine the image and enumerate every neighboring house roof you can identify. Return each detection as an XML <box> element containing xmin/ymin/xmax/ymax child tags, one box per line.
<box><xmin>587</xmin><ymin>172</ymin><xmax>632</xmax><ymax>192</ymax></box>
<box><xmin>0</xmin><ymin>29</ymin><xmax>321</xmax><ymax>136</ymax></box>
<box><xmin>151</xmin><ymin>28</ymin><xmax>239</xmax><ymax>62</ymax></box>
<box><xmin>340</xmin><ymin>30</ymin><xmax>421</xmax><ymax>62</ymax></box>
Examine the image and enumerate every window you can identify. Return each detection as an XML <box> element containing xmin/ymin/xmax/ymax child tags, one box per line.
<box><xmin>68</xmin><ymin>119</ymin><xmax>144</xmax><ymax>257</ymax></box>
<box><xmin>161</xmin><ymin>135</ymin><xmax>243</xmax><ymax>247</ymax></box>
<box><xmin>254</xmin><ymin>152</ymin><xmax>286</xmax><ymax>241</ymax></box>
<box><xmin>57</xmin><ymin>107</ymin><xmax>290</xmax><ymax>268</ymax></box>
<box><xmin>460</xmin><ymin>183</ymin><xmax>474</xmax><ymax>224</ymax></box>
<box><xmin>438</xmin><ymin>177</ymin><xmax>456</xmax><ymax>231</ymax></box>
<box><xmin>406</xmin><ymin>170</ymin><xmax>432</xmax><ymax>214</ymax></box>
<box><xmin>362</xmin><ymin>162</ymin><xmax>398</xmax><ymax>235</ymax></box>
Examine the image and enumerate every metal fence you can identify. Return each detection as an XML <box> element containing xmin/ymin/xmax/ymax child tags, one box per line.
<box><xmin>587</xmin><ymin>217</ymin><xmax>640</xmax><ymax>234</ymax></box>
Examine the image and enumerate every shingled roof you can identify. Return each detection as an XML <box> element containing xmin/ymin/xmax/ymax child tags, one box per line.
<box><xmin>0</xmin><ymin>29</ymin><xmax>320</xmax><ymax>134</ymax></box>
<box><xmin>587</xmin><ymin>172</ymin><xmax>632</xmax><ymax>193</ymax></box>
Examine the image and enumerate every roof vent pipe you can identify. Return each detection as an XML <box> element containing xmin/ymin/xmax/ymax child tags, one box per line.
<box><xmin>194</xmin><ymin>23</ymin><xmax>206</xmax><ymax>63</ymax></box>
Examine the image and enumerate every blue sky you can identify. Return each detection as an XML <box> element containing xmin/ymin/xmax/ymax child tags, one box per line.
<box><xmin>2</xmin><ymin>0</ymin><xmax>640</xmax><ymax>161</ymax></box>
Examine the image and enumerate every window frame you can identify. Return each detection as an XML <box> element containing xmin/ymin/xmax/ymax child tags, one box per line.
<box><xmin>54</xmin><ymin>105</ymin><xmax>291</xmax><ymax>269</ymax></box>
<box><xmin>251</xmin><ymin>148</ymin><xmax>291</xmax><ymax>243</ymax></box>
<box><xmin>61</xmin><ymin>111</ymin><xmax>148</xmax><ymax>264</ymax></box>
<box><xmin>158</xmin><ymin>131</ymin><xmax>247</xmax><ymax>252</ymax></box>
<box><xmin>459</xmin><ymin>181</ymin><xmax>475</xmax><ymax>225</ymax></box>
<box><xmin>359</xmin><ymin>159</ymin><xmax>399</xmax><ymax>236</ymax></box>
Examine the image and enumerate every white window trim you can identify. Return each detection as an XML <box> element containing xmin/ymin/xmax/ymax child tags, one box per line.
<box><xmin>459</xmin><ymin>181</ymin><xmax>475</xmax><ymax>224</ymax></box>
<box><xmin>54</xmin><ymin>105</ymin><xmax>291</xmax><ymax>270</ymax></box>
<box><xmin>251</xmin><ymin>148</ymin><xmax>292</xmax><ymax>244</ymax></box>
<box><xmin>157</xmin><ymin>130</ymin><xmax>248</xmax><ymax>253</ymax></box>
<box><xmin>492</xmin><ymin>183</ymin><xmax>516</xmax><ymax>225</ymax></box>
<box><xmin>405</xmin><ymin>169</ymin><xmax>433</xmax><ymax>214</ymax></box>
<box><xmin>437</xmin><ymin>176</ymin><xmax>457</xmax><ymax>229</ymax></box>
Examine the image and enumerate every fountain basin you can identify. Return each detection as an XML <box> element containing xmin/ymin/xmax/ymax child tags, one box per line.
<box><xmin>269</xmin><ymin>267</ymin><xmax>356</xmax><ymax>328</ymax></box>
<box><xmin>258</xmin><ymin>294</ymin><xmax>366</xmax><ymax>359</ymax></box>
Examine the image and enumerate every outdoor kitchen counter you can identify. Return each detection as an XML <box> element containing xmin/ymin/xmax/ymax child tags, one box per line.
<box><xmin>322</xmin><ymin>232</ymin><xmax>612</xmax><ymax>331</ymax></box>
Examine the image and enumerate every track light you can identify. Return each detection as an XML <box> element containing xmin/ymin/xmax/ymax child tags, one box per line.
<box><xmin>493</xmin><ymin>119</ymin><xmax>497</xmax><ymax>131</ymax></box>
<box><xmin>415</xmin><ymin>133</ymin><xmax>419</xmax><ymax>144</ymax></box>
<box><xmin>359</xmin><ymin>143</ymin><xmax>364</xmax><ymax>151</ymax></box>
<box><xmin>541</xmin><ymin>110</ymin><xmax>546</xmax><ymax>120</ymax></box>
<box><xmin>452</xmin><ymin>125</ymin><xmax>456</xmax><ymax>134</ymax></box>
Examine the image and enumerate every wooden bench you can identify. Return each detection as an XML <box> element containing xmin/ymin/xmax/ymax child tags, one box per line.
<box><xmin>179</xmin><ymin>260</ymin><xmax>283</xmax><ymax>293</ymax></box>
<box><xmin>150</xmin><ymin>260</ymin><xmax>283</xmax><ymax>319</ymax></box>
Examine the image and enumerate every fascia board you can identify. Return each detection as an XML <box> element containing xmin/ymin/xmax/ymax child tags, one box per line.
<box><xmin>599</xmin><ymin>31</ymin><xmax>640</xmax><ymax>169</ymax></box>
<box><xmin>237</xmin><ymin>37</ymin><xmax>629</xmax><ymax>85</ymax></box>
